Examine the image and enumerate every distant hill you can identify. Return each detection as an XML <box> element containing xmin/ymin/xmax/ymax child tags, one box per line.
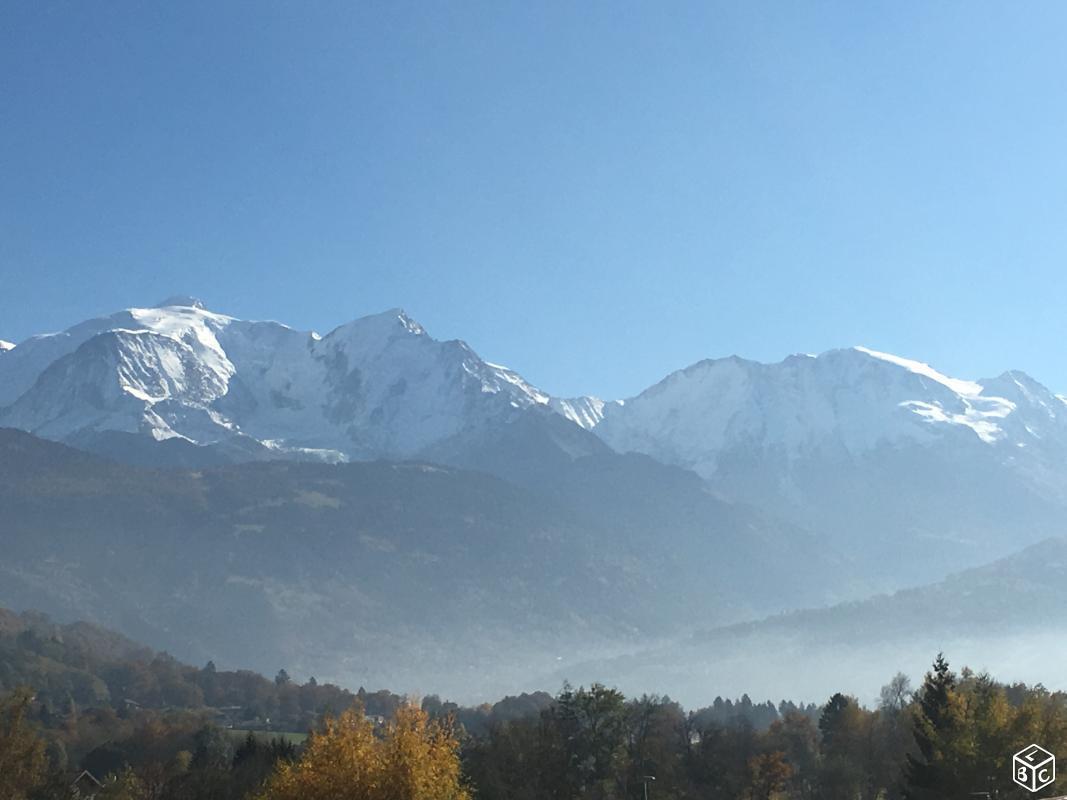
<box><xmin>0</xmin><ymin>428</ymin><xmax>840</xmax><ymax>702</ymax></box>
<box><xmin>0</xmin><ymin>605</ymin><xmax>410</xmax><ymax>742</ymax></box>
<box><xmin>558</xmin><ymin>537</ymin><xmax>1067</xmax><ymax>706</ymax></box>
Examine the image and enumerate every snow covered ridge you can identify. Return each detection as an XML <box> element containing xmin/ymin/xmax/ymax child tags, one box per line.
<box><xmin>0</xmin><ymin>297</ymin><xmax>1063</xmax><ymax>468</ymax></box>
<box><xmin>591</xmin><ymin>345</ymin><xmax>1067</xmax><ymax>479</ymax></box>
<box><xmin>0</xmin><ymin>298</ymin><xmax>604</xmax><ymax>458</ymax></box>
<box><xmin>851</xmin><ymin>346</ymin><xmax>984</xmax><ymax>395</ymax></box>
<box><xmin>0</xmin><ymin>340</ymin><xmax>14</xmax><ymax>351</ymax></box>
<box><xmin>849</xmin><ymin>346</ymin><xmax>1015</xmax><ymax>444</ymax></box>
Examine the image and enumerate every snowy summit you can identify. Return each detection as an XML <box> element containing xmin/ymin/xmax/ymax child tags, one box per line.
<box><xmin>0</xmin><ymin>299</ymin><xmax>1064</xmax><ymax>478</ymax></box>
<box><xmin>0</xmin><ymin>299</ymin><xmax>599</xmax><ymax>459</ymax></box>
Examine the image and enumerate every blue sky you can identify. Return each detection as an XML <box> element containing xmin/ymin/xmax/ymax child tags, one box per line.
<box><xmin>2</xmin><ymin>2</ymin><xmax>1066</xmax><ymax>399</ymax></box>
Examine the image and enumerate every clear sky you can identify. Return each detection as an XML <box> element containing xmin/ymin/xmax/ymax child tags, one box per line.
<box><xmin>2</xmin><ymin>2</ymin><xmax>1066</xmax><ymax>399</ymax></box>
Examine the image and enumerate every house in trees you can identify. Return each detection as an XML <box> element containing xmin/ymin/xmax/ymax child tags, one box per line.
<box><xmin>70</xmin><ymin>770</ymin><xmax>103</xmax><ymax>798</ymax></box>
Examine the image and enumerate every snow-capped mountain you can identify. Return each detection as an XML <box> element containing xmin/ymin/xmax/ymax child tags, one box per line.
<box><xmin>585</xmin><ymin>347</ymin><xmax>1067</xmax><ymax>585</ymax></box>
<box><xmin>0</xmin><ymin>340</ymin><xmax>14</xmax><ymax>352</ymax></box>
<box><xmin>591</xmin><ymin>346</ymin><xmax>1067</xmax><ymax>478</ymax></box>
<box><xmin>5</xmin><ymin>299</ymin><xmax>1067</xmax><ymax>694</ymax></box>
<box><xmin>4</xmin><ymin>297</ymin><xmax>1067</xmax><ymax>579</ymax></box>
<box><xmin>0</xmin><ymin>298</ymin><xmax>570</xmax><ymax>460</ymax></box>
<box><xmin>4</xmin><ymin>299</ymin><xmax>1066</xmax><ymax>474</ymax></box>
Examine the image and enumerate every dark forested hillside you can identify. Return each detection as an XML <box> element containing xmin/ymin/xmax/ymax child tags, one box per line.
<box><xmin>0</xmin><ymin>608</ymin><xmax>399</xmax><ymax>726</ymax></box>
<box><xmin>0</xmin><ymin>427</ymin><xmax>843</xmax><ymax>701</ymax></box>
<box><xmin>5</xmin><ymin>427</ymin><xmax>1067</xmax><ymax>706</ymax></box>
<box><xmin>0</xmin><ymin>429</ymin><xmax>635</xmax><ymax>697</ymax></box>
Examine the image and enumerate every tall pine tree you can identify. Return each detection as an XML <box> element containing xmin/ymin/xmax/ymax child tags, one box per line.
<box><xmin>904</xmin><ymin>653</ymin><xmax>962</xmax><ymax>799</ymax></box>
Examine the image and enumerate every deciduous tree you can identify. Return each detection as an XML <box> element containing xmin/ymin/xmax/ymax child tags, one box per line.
<box><xmin>0</xmin><ymin>687</ymin><xmax>47</xmax><ymax>800</ymax></box>
<box><xmin>258</xmin><ymin>704</ymin><xmax>468</xmax><ymax>800</ymax></box>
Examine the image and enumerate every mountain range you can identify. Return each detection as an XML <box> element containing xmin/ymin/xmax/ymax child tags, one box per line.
<box><xmin>5</xmin><ymin>299</ymin><xmax>1066</xmax><ymax>469</ymax></box>
<box><xmin>0</xmin><ymin>296</ymin><xmax>601</xmax><ymax>462</ymax></box>
<box><xmin>1</xmin><ymin>298</ymin><xmax>1066</xmax><ymax>702</ymax></box>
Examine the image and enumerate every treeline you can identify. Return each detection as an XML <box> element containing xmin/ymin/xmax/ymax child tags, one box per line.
<box><xmin>462</xmin><ymin>658</ymin><xmax>1067</xmax><ymax>799</ymax></box>
<box><xmin>3</xmin><ymin>690</ymin><xmax>300</xmax><ymax>800</ymax></box>
<box><xmin>4</xmin><ymin>612</ymin><xmax>1067</xmax><ymax>800</ymax></box>
<box><xmin>427</xmin><ymin>691</ymin><xmax>818</xmax><ymax>741</ymax></box>
<box><xmin>0</xmin><ymin>609</ymin><xmax>402</xmax><ymax>732</ymax></box>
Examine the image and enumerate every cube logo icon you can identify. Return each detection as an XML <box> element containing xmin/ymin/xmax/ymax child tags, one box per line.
<box><xmin>1014</xmin><ymin>743</ymin><xmax>1055</xmax><ymax>793</ymax></box>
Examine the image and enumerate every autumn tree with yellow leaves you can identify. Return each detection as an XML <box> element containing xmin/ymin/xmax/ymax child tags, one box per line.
<box><xmin>0</xmin><ymin>687</ymin><xmax>47</xmax><ymax>800</ymax></box>
<box><xmin>258</xmin><ymin>704</ymin><xmax>469</xmax><ymax>800</ymax></box>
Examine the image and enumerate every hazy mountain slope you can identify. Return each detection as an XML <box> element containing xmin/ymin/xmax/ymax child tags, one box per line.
<box><xmin>0</xmin><ymin>428</ymin><xmax>843</xmax><ymax>701</ymax></box>
<box><xmin>64</xmin><ymin>428</ymin><xmax>279</xmax><ymax>468</ymax></box>
<box><xmin>558</xmin><ymin>537</ymin><xmax>1067</xmax><ymax>706</ymax></box>
<box><xmin>590</xmin><ymin>348</ymin><xmax>1067</xmax><ymax>584</ymax></box>
<box><xmin>425</xmin><ymin>406</ymin><xmax>854</xmax><ymax>612</ymax></box>
<box><xmin>0</xmin><ymin>429</ymin><xmax>615</xmax><ymax>697</ymax></box>
<box><xmin>0</xmin><ymin>606</ymin><xmax>154</xmax><ymax>666</ymax></box>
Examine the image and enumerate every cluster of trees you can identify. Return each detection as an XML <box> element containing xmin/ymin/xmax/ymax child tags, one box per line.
<box><xmin>461</xmin><ymin>659</ymin><xmax>1067</xmax><ymax>800</ymax></box>
<box><xmin>19</xmin><ymin>710</ymin><xmax>299</xmax><ymax>800</ymax></box>
<box><xmin>258</xmin><ymin>706</ymin><xmax>467</xmax><ymax>800</ymax></box>
<box><xmin>0</xmin><ymin>690</ymin><xmax>460</xmax><ymax>800</ymax></box>
<box><xmin>0</xmin><ymin>610</ymin><xmax>403</xmax><ymax>735</ymax></box>
<box><xmin>4</xmin><ymin>651</ymin><xmax>1067</xmax><ymax>799</ymax></box>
